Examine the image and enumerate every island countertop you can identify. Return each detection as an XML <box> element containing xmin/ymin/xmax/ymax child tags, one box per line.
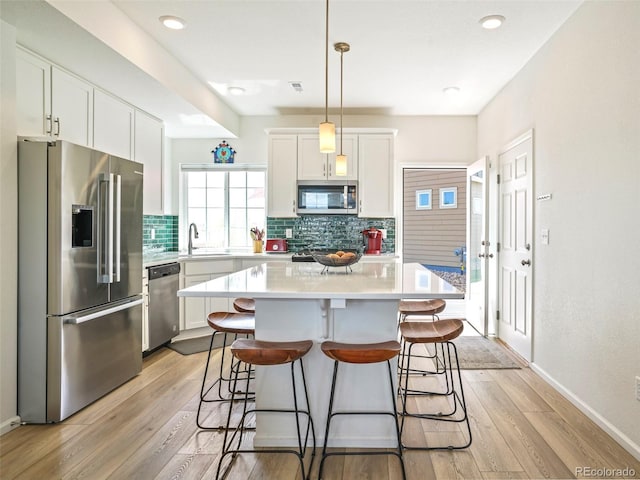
<box><xmin>177</xmin><ymin>260</ymin><xmax>463</xmax><ymax>300</ymax></box>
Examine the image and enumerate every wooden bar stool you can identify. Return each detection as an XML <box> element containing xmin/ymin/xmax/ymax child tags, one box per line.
<box><xmin>196</xmin><ymin>312</ymin><xmax>255</xmax><ymax>430</ymax></box>
<box><xmin>398</xmin><ymin>298</ymin><xmax>447</xmax><ymax>377</ymax></box>
<box><xmin>319</xmin><ymin>340</ymin><xmax>406</xmax><ymax>480</ymax></box>
<box><xmin>215</xmin><ymin>339</ymin><xmax>316</xmax><ymax>480</ymax></box>
<box><xmin>398</xmin><ymin>319</ymin><xmax>472</xmax><ymax>450</ymax></box>
<box><xmin>233</xmin><ymin>297</ymin><xmax>255</xmax><ymax>313</ymax></box>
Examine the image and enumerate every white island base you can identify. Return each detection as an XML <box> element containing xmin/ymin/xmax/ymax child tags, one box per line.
<box><xmin>253</xmin><ymin>297</ymin><xmax>400</xmax><ymax>448</ymax></box>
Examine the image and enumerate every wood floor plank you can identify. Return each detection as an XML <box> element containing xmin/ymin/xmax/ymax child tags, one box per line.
<box><xmin>152</xmin><ymin>453</ymin><xmax>217</xmax><ymax>480</ymax></box>
<box><xmin>517</xmin><ymin>367</ymin><xmax>640</xmax><ymax>471</ymax></box>
<box><xmin>470</xmin><ymin>379</ymin><xmax>575</xmax><ymax>479</ymax></box>
<box><xmin>487</xmin><ymin>369</ymin><xmax>552</xmax><ymax>413</ymax></box>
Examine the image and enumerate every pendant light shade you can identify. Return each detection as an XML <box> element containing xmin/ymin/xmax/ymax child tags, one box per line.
<box><xmin>334</xmin><ymin>41</ymin><xmax>350</xmax><ymax>176</ymax></box>
<box><xmin>319</xmin><ymin>122</ymin><xmax>336</xmax><ymax>153</ymax></box>
<box><xmin>319</xmin><ymin>0</ymin><xmax>335</xmax><ymax>153</ymax></box>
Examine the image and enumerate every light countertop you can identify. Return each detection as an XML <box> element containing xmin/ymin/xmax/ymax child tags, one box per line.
<box><xmin>177</xmin><ymin>260</ymin><xmax>463</xmax><ymax>300</ymax></box>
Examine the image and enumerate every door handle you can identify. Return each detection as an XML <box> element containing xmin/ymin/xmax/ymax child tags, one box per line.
<box><xmin>479</xmin><ymin>253</ymin><xmax>485</xmax><ymax>258</ymax></box>
<box><xmin>488</xmin><ymin>253</ymin><xmax>494</xmax><ymax>259</ymax></box>
<box><xmin>521</xmin><ymin>259</ymin><xmax>531</xmax><ymax>266</ymax></box>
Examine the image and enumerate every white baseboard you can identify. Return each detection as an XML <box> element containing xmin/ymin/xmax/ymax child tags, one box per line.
<box><xmin>531</xmin><ymin>363</ymin><xmax>640</xmax><ymax>462</ymax></box>
<box><xmin>0</xmin><ymin>415</ymin><xmax>21</xmax><ymax>436</ymax></box>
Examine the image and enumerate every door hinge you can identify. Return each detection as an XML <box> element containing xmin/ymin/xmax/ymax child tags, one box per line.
<box><xmin>497</xmin><ymin>242</ymin><xmax>501</xmax><ymax>253</ymax></box>
<box><xmin>496</xmin><ymin>310</ymin><xmax>500</xmax><ymax>320</ymax></box>
<box><xmin>497</xmin><ymin>174</ymin><xmax>501</xmax><ymax>184</ymax></box>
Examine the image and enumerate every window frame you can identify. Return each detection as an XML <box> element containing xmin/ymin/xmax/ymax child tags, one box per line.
<box><xmin>179</xmin><ymin>163</ymin><xmax>266</xmax><ymax>251</ymax></box>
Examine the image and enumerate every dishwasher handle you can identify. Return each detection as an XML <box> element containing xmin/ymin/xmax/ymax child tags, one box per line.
<box><xmin>148</xmin><ymin>262</ymin><xmax>181</xmax><ymax>280</ymax></box>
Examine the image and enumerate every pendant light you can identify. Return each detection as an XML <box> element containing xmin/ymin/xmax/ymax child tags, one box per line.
<box><xmin>319</xmin><ymin>0</ymin><xmax>335</xmax><ymax>153</ymax></box>
<box><xmin>334</xmin><ymin>42</ymin><xmax>350</xmax><ymax>176</ymax></box>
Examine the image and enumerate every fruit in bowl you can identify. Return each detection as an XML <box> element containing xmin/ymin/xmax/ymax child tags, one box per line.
<box><xmin>311</xmin><ymin>249</ymin><xmax>362</xmax><ymax>272</ymax></box>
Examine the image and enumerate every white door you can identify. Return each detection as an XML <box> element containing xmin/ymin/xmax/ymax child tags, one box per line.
<box><xmin>498</xmin><ymin>130</ymin><xmax>533</xmax><ymax>361</ymax></box>
<box><xmin>466</xmin><ymin>156</ymin><xmax>490</xmax><ymax>336</ymax></box>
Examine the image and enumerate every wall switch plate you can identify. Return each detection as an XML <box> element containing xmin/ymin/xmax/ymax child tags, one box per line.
<box><xmin>541</xmin><ymin>228</ymin><xmax>549</xmax><ymax>245</ymax></box>
<box><xmin>380</xmin><ymin>229</ymin><xmax>387</xmax><ymax>240</ymax></box>
<box><xmin>150</xmin><ymin>228</ymin><xmax>156</xmax><ymax>240</ymax></box>
<box><xmin>636</xmin><ymin>376</ymin><xmax>640</xmax><ymax>401</ymax></box>
<box><xmin>285</xmin><ymin>228</ymin><xmax>293</xmax><ymax>239</ymax></box>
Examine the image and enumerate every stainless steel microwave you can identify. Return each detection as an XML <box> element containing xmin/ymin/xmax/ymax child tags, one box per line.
<box><xmin>296</xmin><ymin>181</ymin><xmax>358</xmax><ymax>215</ymax></box>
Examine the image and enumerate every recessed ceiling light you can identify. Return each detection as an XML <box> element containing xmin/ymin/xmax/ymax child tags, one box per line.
<box><xmin>479</xmin><ymin>15</ymin><xmax>505</xmax><ymax>30</ymax></box>
<box><xmin>443</xmin><ymin>86</ymin><xmax>460</xmax><ymax>96</ymax></box>
<box><xmin>159</xmin><ymin>15</ymin><xmax>186</xmax><ymax>30</ymax></box>
<box><xmin>227</xmin><ymin>86</ymin><xmax>246</xmax><ymax>96</ymax></box>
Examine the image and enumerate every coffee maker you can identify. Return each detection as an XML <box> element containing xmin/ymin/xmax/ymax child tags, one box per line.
<box><xmin>362</xmin><ymin>227</ymin><xmax>383</xmax><ymax>255</ymax></box>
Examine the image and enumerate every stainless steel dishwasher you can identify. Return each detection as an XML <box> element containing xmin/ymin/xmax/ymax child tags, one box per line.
<box><xmin>147</xmin><ymin>262</ymin><xmax>180</xmax><ymax>350</ymax></box>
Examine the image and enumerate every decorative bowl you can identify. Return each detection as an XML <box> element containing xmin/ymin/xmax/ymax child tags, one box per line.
<box><xmin>310</xmin><ymin>250</ymin><xmax>362</xmax><ymax>273</ymax></box>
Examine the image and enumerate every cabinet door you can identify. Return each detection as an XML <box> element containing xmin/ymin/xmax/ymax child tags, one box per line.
<box><xmin>93</xmin><ymin>90</ymin><xmax>133</xmax><ymax>159</ymax></box>
<box><xmin>134</xmin><ymin>110</ymin><xmax>164</xmax><ymax>215</ymax></box>
<box><xmin>51</xmin><ymin>67</ymin><xmax>93</xmax><ymax>146</ymax></box>
<box><xmin>16</xmin><ymin>48</ymin><xmax>51</xmax><ymax>137</ymax></box>
<box><xmin>183</xmin><ymin>274</ymin><xmax>212</xmax><ymax>330</ymax></box>
<box><xmin>328</xmin><ymin>134</ymin><xmax>358</xmax><ymax>180</ymax></box>
<box><xmin>297</xmin><ymin>134</ymin><xmax>327</xmax><ymax>180</ymax></box>
<box><xmin>358</xmin><ymin>135</ymin><xmax>394</xmax><ymax>217</ymax></box>
<box><xmin>268</xmin><ymin>135</ymin><xmax>298</xmax><ymax>217</ymax></box>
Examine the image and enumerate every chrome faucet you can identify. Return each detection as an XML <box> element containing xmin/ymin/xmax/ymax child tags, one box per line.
<box><xmin>188</xmin><ymin>223</ymin><xmax>199</xmax><ymax>255</ymax></box>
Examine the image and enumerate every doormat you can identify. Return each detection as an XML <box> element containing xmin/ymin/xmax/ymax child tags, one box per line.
<box><xmin>451</xmin><ymin>336</ymin><xmax>522</xmax><ymax>369</ymax></box>
<box><xmin>167</xmin><ymin>336</ymin><xmax>215</xmax><ymax>355</ymax></box>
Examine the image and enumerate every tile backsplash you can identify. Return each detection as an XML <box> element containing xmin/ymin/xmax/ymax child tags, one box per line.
<box><xmin>143</xmin><ymin>215</ymin><xmax>178</xmax><ymax>253</ymax></box>
<box><xmin>267</xmin><ymin>216</ymin><xmax>395</xmax><ymax>253</ymax></box>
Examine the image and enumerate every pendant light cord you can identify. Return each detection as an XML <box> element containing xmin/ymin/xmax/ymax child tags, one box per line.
<box><xmin>325</xmin><ymin>0</ymin><xmax>329</xmax><ymax>123</ymax></box>
<box><xmin>339</xmin><ymin>47</ymin><xmax>344</xmax><ymax>155</ymax></box>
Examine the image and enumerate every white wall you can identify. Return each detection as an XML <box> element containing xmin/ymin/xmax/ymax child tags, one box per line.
<box><xmin>478</xmin><ymin>0</ymin><xmax>640</xmax><ymax>457</ymax></box>
<box><xmin>0</xmin><ymin>19</ymin><xmax>19</xmax><ymax>434</ymax></box>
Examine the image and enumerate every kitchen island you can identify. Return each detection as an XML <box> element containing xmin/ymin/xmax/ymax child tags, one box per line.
<box><xmin>178</xmin><ymin>260</ymin><xmax>463</xmax><ymax>448</ymax></box>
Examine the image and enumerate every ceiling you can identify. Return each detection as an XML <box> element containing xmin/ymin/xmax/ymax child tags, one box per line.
<box><xmin>2</xmin><ymin>0</ymin><xmax>582</xmax><ymax>138</ymax></box>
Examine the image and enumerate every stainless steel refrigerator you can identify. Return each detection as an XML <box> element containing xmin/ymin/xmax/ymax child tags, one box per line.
<box><xmin>18</xmin><ymin>139</ymin><xmax>144</xmax><ymax>423</ymax></box>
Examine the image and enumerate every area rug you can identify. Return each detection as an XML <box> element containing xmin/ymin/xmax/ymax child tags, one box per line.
<box><xmin>451</xmin><ymin>335</ymin><xmax>522</xmax><ymax>369</ymax></box>
<box><xmin>167</xmin><ymin>336</ymin><xmax>215</xmax><ymax>355</ymax></box>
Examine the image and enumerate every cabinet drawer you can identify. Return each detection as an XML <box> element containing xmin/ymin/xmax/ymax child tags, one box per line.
<box><xmin>183</xmin><ymin>259</ymin><xmax>235</xmax><ymax>275</ymax></box>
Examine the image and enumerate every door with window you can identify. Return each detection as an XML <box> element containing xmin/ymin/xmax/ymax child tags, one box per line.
<box><xmin>498</xmin><ymin>130</ymin><xmax>533</xmax><ymax>361</ymax></box>
<box><xmin>466</xmin><ymin>157</ymin><xmax>490</xmax><ymax>336</ymax></box>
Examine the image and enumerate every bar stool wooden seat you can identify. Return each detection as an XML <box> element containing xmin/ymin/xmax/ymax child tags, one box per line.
<box><xmin>398</xmin><ymin>298</ymin><xmax>446</xmax><ymax>322</ymax></box>
<box><xmin>232</xmin><ymin>297</ymin><xmax>255</xmax><ymax>313</ymax></box>
<box><xmin>196</xmin><ymin>312</ymin><xmax>255</xmax><ymax>430</ymax></box>
<box><xmin>215</xmin><ymin>339</ymin><xmax>316</xmax><ymax>480</ymax></box>
<box><xmin>398</xmin><ymin>319</ymin><xmax>472</xmax><ymax>450</ymax></box>
<box><xmin>398</xmin><ymin>298</ymin><xmax>447</xmax><ymax>377</ymax></box>
<box><xmin>319</xmin><ymin>340</ymin><xmax>406</xmax><ymax>480</ymax></box>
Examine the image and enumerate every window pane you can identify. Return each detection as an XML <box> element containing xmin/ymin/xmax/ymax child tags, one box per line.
<box><xmin>229</xmin><ymin>208</ymin><xmax>247</xmax><ymax>229</ymax></box>
<box><xmin>207</xmin><ymin>171</ymin><xmax>225</xmax><ymax>188</ymax></box>
<box><xmin>206</xmin><ymin>208</ymin><xmax>225</xmax><ymax>248</ymax></box>
<box><xmin>229</xmin><ymin>227</ymin><xmax>248</xmax><ymax>247</ymax></box>
<box><xmin>229</xmin><ymin>171</ymin><xmax>246</xmax><ymax>188</ymax></box>
<box><xmin>207</xmin><ymin>188</ymin><xmax>225</xmax><ymax>208</ymax></box>
<box><xmin>229</xmin><ymin>188</ymin><xmax>246</xmax><ymax>208</ymax></box>
<box><xmin>188</xmin><ymin>171</ymin><xmax>206</xmax><ymax>188</ymax></box>
<box><xmin>247</xmin><ymin>171</ymin><xmax>264</xmax><ymax>188</ymax></box>
<box><xmin>247</xmin><ymin>208</ymin><xmax>265</xmax><ymax>231</ymax></box>
<box><xmin>188</xmin><ymin>188</ymin><xmax>207</xmax><ymax>208</ymax></box>
<box><xmin>247</xmin><ymin>187</ymin><xmax>265</xmax><ymax>208</ymax></box>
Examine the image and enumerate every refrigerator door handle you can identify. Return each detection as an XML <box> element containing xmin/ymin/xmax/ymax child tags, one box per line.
<box><xmin>99</xmin><ymin>173</ymin><xmax>114</xmax><ymax>284</ymax></box>
<box><xmin>64</xmin><ymin>298</ymin><xmax>144</xmax><ymax>325</ymax></box>
<box><xmin>114</xmin><ymin>174</ymin><xmax>121</xmax><ymax>282</ymax></box>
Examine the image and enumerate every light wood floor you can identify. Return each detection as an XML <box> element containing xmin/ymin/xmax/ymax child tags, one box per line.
<box><xmin>1</xmin><ymin>344</ymin><xmax>638</xmax><ymax>479</ymax></box>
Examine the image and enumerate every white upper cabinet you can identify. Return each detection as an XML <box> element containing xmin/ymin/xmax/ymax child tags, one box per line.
<box><xmin>50</xmin><ymin>67</ymin><xmax>93</xmax><ymax>147</ymax></box>
<box><xmin>134</xmin><ymin>110</ymin><xmax>164</xmax><ymax>215</ymax></box>
<box><xmin>358</xmin><ymin>134</ymin><xmax>394</xmax><ymax>218</ymax></box>
<box><xmin>268</xmin><ymin>135</ymin><xmax>298</xmax><ymax>217</ymax></box>
<box><xmin>93</xmin><ymin>89</ymin><xmax>134</xmax><ymax>159</ymax></box>
<box><xmin>17</xmin><ymin>48</ymin><xmax>93</xmax><ymax>146</ymax></box>
<box><xmin>297</xmin><ymin>134</ymin><xmax>358</xmax><ymax>181</ymax></box>
<box><xmin>16</xmin><ymin>48</ymin><xmax>51</xmax><ymax>137</ymax></box>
